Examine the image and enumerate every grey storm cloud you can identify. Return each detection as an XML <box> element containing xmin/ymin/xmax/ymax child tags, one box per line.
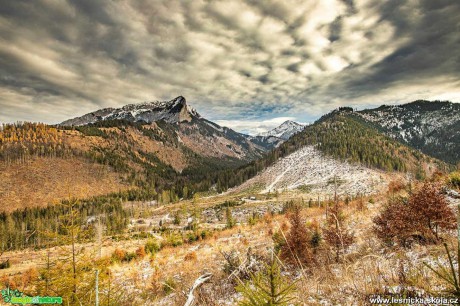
<box><xmin>0</xmin><ymin>0</ymin><xmax>459</xmax><ymax>134</ymax></box>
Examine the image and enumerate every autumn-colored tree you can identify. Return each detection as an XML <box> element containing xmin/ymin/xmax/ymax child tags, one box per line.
<box><xmin>280</xmin><ymin>205</ymin><xmax>314</xmax><ymax>267</ymax></box>
<box><xmin>323</xmin><ymin>204</ymin><xmax>354</xmax><ymax>262</ymax></box>
<box><xmin>374</xmin><ymin>182</ymin><xmax>456</xmax><ymax>246</ymax></box>
<box><xmin>410</xmin><ymin>182</ymin><xmax>456</xmax><ymax>241</ymax></box>
<box><xmin>112</xmin><ymin>248</ymin><xmax>126</xmax><ymax>262</ymax></box>
<box><xmin>373</xmin><ymin>198</ymin><xmax>414</xmax><ymax>246</ymax></box>
<box><xmin>388</xmin><ymin>180</ymin><xmax>405</xmax><ymax>197</ymax></box>
<box><xmin>33</xmin><ymin>198</ymin><xmax>101</xmax><ymax>305</ymax></box>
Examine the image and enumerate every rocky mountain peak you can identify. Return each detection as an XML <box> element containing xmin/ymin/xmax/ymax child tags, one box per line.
<box><xmin>258</xmin><ymin>120</ymin><xmax>305</xmax><ymax>140</ymax></box>
<box><xmin>60</xmin><ymin>96</ymin><xmax>200</xmax><ymax>126</ymax></box>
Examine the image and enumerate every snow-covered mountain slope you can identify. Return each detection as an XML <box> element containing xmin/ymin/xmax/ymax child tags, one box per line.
<box><xmin>355</xmin><ymin>100</ymin><xmax>460</xmax><ymax>164</ymax></box>
<box><xmin>61</xmin><ymin>96</ymin><xmax>199</xmax><ymax>126</ymax></box>
<box><xmin>230</xmin><ymin>146</ymin><xmax>393</xmax><ymax>197</ymax></box>
<box><xmin>258</xmin><ymin>120</ymin><xmax>305</xmax><ymax>140</ymax></box>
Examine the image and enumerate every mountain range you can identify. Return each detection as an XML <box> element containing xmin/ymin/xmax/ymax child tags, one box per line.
<box><xmin>60</xmin><ymin>96</ymin><xmax>282</xmax><ymax>160</ymax></box>
<box><xmin>60</xmin><ymin>96</ymin><xmax>200</xmax><ymax>126</ymax></box>
<box><xmin>0</xmin><ymin>97</ymin><xmax>459</xmax><ymax>211</ymax></box>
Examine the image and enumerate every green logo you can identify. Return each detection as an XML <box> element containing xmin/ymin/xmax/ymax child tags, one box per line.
<box><xmin>1</xmin><ymin>288</ymin><xmax>62</xmax><ymax>305</ymax></box>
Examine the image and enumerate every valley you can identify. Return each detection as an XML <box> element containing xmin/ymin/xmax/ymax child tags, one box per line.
<box><xmin>1</xmin><ymin>1</ymin><xmax>459</xmax><ymax>304</ymax></box>
<box><xmin>0</xmin><ymin>98</ymin><xmax>459</xmax><ymax>305</ymax></box>
<box><xmin>2</xmin><ymin>177</ymin><xmax>459</xmax><ymax>305</ymax></box>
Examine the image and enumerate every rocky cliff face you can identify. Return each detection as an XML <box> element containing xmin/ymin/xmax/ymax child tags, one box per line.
<box><xmin>60</xmin><ymin>96</ymin><xmax>200</xmax><ymax>126</ymax></box>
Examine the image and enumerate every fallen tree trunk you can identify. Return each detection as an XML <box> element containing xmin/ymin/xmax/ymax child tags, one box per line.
<box><xmin>184</xmin><ymin>273</ymin><xmax>212</xmax><ymax>306</ymax></box>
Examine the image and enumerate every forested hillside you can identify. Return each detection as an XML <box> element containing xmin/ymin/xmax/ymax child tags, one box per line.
<box><xmin>0</xmin><ymin>105</ymin><xmax>448</xmax><ymax>252</ymax></box>
<box><xmin>0</xmin><ymin>118</ymin><xmax>267</xmax><ymax>213</ymax></box>
<box><xmin>357</xmin><ymin>100</ymin><xmax>460</xmax><ymax>164</ymax></box>
<box><xmin>0</xmin><ymin>123</ymin><xmax>74</xmax><ymax>164</ymax></box>
<box><xmin>212</xmin><ymin>111</ymin><xmax>443</xmax><ymax>192</ymax></box>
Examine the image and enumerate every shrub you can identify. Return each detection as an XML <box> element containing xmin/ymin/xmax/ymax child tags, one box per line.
<box><xmin>323</xmin><ymin>204</ymin><xmax>354</xmax><ymax>262</ymax></box>
<box><xmin>373</xmin><ymin>198</ymin><xmax>414</xmax><ymax>246</ymax></box>
<box><xmin>388</xmin><ymin>180</ymin><xmax>406</xmax><ymax>195</ymax></box>
<box><xmin>173</xmin><ymin>211</ymin><xmax>181</xmax><ymax>225</ymax></box>
<box><xmin>164</xmin><ymin>233</ymin><xmax>183</xmax><ymax>247</ymax></box>
<box><xmin>272</xmin><ymin>230</ymin><xmax>286</xmax><ymax>254</ymax></box>
<box><xmin>226</xmin><ymin>207</ymin><xmax>236</xmax><ymax>229</ymax></box>
<box><xmin>236</xmin><ymin>256</ymin><xmax>297</xmax><ymax>305</ymax></box>
<box><xmin>280</xmin><ymin>205</ymin><xmax>314</xmax><ymax>267</ymax></box>
<box><xmin>0</xmin><ymin>259</ymin><xmax>11</xmax><ymax>270</ymax></box>
<box><xmin>136</xmin><ymin>246</ymin><xmax>146</xmax><ymax>259</ymax></box>
<box><xmin>125</xmin><ymin>252</ymin><xmax>137</xmax><ymax>262</ymax></box>
<box><xmin>410</xmin><ymin>182</ymin><xmax>456</xmax><ymax>240</ymax></box>
<box><xmin>111</xmin><ymin>248</ymin><xmax>139</xmax><ymax>263</ymax></box>
<box><xmin>145</xmin><ymin>239</ymin><xmax>161</xmax><ymax>254</ymax></box>
<box><xmin>223</xmin><ymin>249</ymin><xmax>242</xmax><ymax>276</ymax></box>
<box><xmin>163</xmin><ymin>277</ymin><xmax>176</xmax><ymax>295</ymax></box>
<box><xmin>282</xmin><ymin>200</ymin><xmax>298</xmax><ymax>214</ymax></box>
<box><xmin>222</xmin><ymin>248</ymin><xmax>263</xmax><ymax>282</ymax></box>
<box><xmin>21</xmin><ymin>267</ymin><xmax>39</xmax><ymax>288</ymax></box>
<box><xmin>112</xmin><ymin>248</ymin><xmax>126</xmax><ymax>263</ymax></box>
<box><xmin>449</xmin><ymin>172</ymin><xmax>460</xmax><ymax>189</ymax></box>
<box><xmin>184</xmin><ymin>252</ymin><xmax>197</xmax><ymax>261</ymax></box>
<box><xmin>308</xmin><ymin>219</ymin><xmax>322</xmax><ymax>251</ymax></box>
<box><xmin>374</xmin><ymin>182</ymin><xmax>456</xmax><ymax>247</ymax></box>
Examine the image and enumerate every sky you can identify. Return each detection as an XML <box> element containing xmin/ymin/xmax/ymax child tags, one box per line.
<box><xmin>0</xmin><ymin>0</ymin><xmax>459</xmax><ymax>135</ymax></box>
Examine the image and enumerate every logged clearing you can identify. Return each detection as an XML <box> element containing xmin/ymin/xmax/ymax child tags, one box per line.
<box><xmin>0</xmin><ymin>157</ymin><xmax>129</xmax><ymax>212</ymax></box>
<box><xmin>229</xmin><ymin>146</ymin><xmax>401</xmax><ymax>197</ymax></box>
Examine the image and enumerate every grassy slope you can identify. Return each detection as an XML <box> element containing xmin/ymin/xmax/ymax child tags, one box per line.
<box><xmin>0</xmin><ymin>157</ymin><xmax>127</xmax><ymax>212</ymax></box>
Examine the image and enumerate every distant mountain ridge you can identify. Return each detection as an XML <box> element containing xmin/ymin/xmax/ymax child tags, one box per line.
<box><xmin>258</xmin><ymin>120</ymin><xmax>305</xmax><ymax>140</ymax></box>
<box><xmin>217</xmin><ymin>101</ymin><xmax>457</xmax><ymax>194</ymax></box>
<box><xmin>1</xmin><ymin>98</ymin><xmax>456</xmax><ymax>211</ymax></box>
<box><xmin>59</xmin><ymin>96</ymin><xmax>283</xmax><ymax>160</ymax></box>
<box><xmin>354</xmin><ymin>100</ymin><xmax>460</xmax><ymax>164</ymax></box>
<box><xmin>246</xmin><ymin>120</ymin><xmax>305</xmax><ymax>150</ymax></box>
<box><xmin>61</xmin><ymin>96</ymin><xmax>199</xmax><ymax>126</ymax></box>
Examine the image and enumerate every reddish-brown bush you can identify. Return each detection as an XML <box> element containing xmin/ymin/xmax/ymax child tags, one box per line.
<box><xmin>388</xmin><ymin>180</ymin><xmax>406</xmax><ymax>195</ymax></box>
<box><xmin>136</xmin><ymin>246</ymin><xmax>146</xmax><ymax>259</ymax></box>
<box><xmin>374</xmin><ymin>182</ymin><xmax>456</xmax><ymax>247</ymax></box>
<box><xmin>280</xmin><ymin>205</ymin><xmax>314</xmax><ymax>267</ymax></box>
<box><xmin>21</xmin><ymin>267</ymin><xmax>39</xmax><ymax>289</ymax></box>
<box><xmin>112</xmin><ymin>248</ymin><xmax>126</xmax><ymax>262</ymax></box>
<box><xmin>373</xmin><ymin>198</ymin><xmax>415</xmax><ymax>246</ymax></box>
<box><xmin>410</xmin><ymin>182</ymin><xmax>456</xmax><ymax>240</ymax></box>
<box><xmin>184</xmin><ymin>251</ymin><xmax>197</xmax><ymax>261</ymax></box>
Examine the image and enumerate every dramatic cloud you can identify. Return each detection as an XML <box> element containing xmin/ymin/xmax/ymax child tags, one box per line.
<box><xmin>0</xmin><ymin>0</ymin><xmax>459</xmax><ymax>134</ymax></box>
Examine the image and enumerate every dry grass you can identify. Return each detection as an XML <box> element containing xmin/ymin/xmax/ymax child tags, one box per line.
<box><xmin>1</xmin><ymin>189</ymin><xmax>457</xmax><ymax>305</ymax></box>
<box><xmin>0</xmin><ymin>156</ymin><xmax>128</xmax><ymax>212</ymax></box>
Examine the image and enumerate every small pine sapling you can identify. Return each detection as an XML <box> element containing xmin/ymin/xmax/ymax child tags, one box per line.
<box><xmin>236</xmin><ymin>254</ymin><xmax>297</xmax><ymax>306</ymax></box>
<box><xmin>323</xmin><ymin>203</ymin><xmax>354</xmax><ymax>262</ymax></box>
